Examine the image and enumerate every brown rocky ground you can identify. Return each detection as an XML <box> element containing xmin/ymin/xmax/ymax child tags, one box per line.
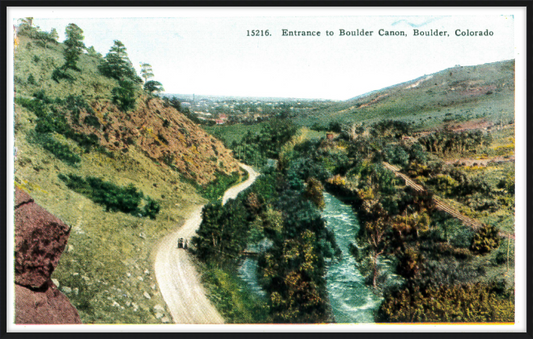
<box><xmin>75</xmin><ymin>96</ymin><xmax>240</xmax><ymax>185</ymax></box>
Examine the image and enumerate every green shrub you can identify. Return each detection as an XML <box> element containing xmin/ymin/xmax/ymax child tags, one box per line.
<box><xmin>58</xmin><ymin>174</ymin><xmax>160</xmax><ymax>219</ymax></box>
<box><xmin>84</xmin><ymin>115</ymin><xmax>100</xmax><ymax>129</ymax></box>
<box><xmin>200</xmin><ymin>171</ymin><xmax>241</xmax><ymax>202</ymax></box>
<box><xmin>112</xmin><ymin>80</ymin><xmax>137</xmax><ymax>112</ymax></box>
<box><xmin>379</xmin><ymin>283</ymin><xmax>514</xmax><ymax>322</ymax></box>
<box><xmin>34</xmin><ymin>134</ymin><xmax>81</xmax><ymax>166</ymax></box>
<box><xmin>27</xmin><ymin>74</ymin><xmax>36</xmax><ymax>85</ymax></box>
<box><xmin>142</xmin><ymin>197</ymin><xmax>160</xmax><ymax>220</ymax></box>
<box><xmin>51</xmin><ymin>68</ymin><xmax>75</xmax><ymax>83</ymax></box>
<box><xmin>471</xmin><ymin>224</ymin><xmax>501</xmax><ymax>254</ymax></box>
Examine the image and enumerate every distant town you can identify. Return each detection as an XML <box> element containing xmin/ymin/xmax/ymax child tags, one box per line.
<box><xmin>162</xmin><ymin>94</ymin><xmax>334</xmax><ymax>125</ymax></box>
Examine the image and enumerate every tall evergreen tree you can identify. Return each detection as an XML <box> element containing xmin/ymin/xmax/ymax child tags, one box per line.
<box><xmin>140</xmin><ymin>63</ymin><xmax>154</xmax><ymax>82</ymax></box>
<box><xmin>99</xmin><ymin>40</ymin><xmax>140</xmax><ymax>82</ymax></box>
<box><xmin>63</xmin><ymin>23</ymin><xmax>85</xmax><ymax>71</ymax></box>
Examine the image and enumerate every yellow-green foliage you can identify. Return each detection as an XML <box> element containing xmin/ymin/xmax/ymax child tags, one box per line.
<box><xmin>15</xmin><ymin>35</ymin><xmax>117</xmax><ymax>102</ymax></box>
<box><xmin>380</xmin><ymin>283</ymin><xmax>514</xmax><ymax>323</ymax></box>
<box><xmin>200</xmin><ymin>264</ymin><xmax>269</xmax><ymax>323</ymax></box>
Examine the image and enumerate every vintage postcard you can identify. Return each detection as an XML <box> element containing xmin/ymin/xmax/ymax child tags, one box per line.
<box><xmin>6</xmin><ymin>6</ymin><xmax>526</xmax><ymax>333</ymax></box>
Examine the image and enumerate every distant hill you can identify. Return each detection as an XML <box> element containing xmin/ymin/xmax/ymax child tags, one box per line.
<box><xmin>294</xmin><ymin>60</ymin><xmax>515</xmax><ymax>130</ymax></box>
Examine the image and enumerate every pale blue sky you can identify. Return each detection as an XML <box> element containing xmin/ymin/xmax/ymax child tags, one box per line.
<box><xmin>11</xmin><ymin>8</ymin><xmax>516</xmax><ymax>100</ymax></box>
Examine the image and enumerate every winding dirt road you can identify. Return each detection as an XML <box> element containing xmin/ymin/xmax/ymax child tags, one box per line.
<box><xmin>154</xmin><ymin>164</ymin><xmax>259</xmax><ymax>324</ymax></box>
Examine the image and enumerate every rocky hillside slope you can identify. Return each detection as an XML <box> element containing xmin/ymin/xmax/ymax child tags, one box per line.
<box><xmin>13</xmin><ymin>24</ymin><xmax>242</xmax><ymax>324</ymax></box>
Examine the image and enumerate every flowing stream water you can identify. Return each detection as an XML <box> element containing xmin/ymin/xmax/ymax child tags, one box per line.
<box><xmin>237</xmin><ymin>192</ymin><xmax>383</xmax><ymax>323</ymax></box>
<box><xmin>322</xmin><ymin>192</ymin><xmax>382</xmax><ymax>323</ymax></box>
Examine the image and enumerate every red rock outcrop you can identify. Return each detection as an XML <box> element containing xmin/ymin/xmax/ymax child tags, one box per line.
<box><xmin>14</xmin><ymin>187</ymin><xmax>81</xmax><ymax>324</ymax></box>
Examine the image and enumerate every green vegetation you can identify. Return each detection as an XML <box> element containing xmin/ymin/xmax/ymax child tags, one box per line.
<box><xmin>98</xmin><ymin>40</ymin><xmax>141</xmax><ymax>83</ymax></box>
<box><xmin>229</xmin><ymin>118</ymin><xmax>298</xmax><ymax>166</ymax></box>
<box><xmin>203</xmin><ymin>122</ymin><xmax>268</xmax><ymax>146</ymax></box>
<box><xmin>214</xmin><ymin>118</ymin><xmax>513</xmax><ymax>322</ymax></box>
<box><xmin>140</xmin><ymin>63</ymin><xmax>154</xmax><ymax>82</ymax></box>
<box><xmin>294</xmin><ymin>60</ymin><xmax>515</xmax><ymax>131</ymax></box>
<box><xmin>418</xmin><ymin>129</ymin><xmax>492</xmax><ymax>156</ymax></box>
<box><xmin>63</xmin><ymin>23</ymin><xmax>85</xmax><ymax>71</ymax></box>
<box><xmin>379</xmin><ymin>282</ymin><xmax>514</xmax><ymax>322</ymax></box>
<box><xmin>144</xmin><ymin>80</ymin><xmax>164</xmax><ymax>95</ymax></box>
<box><xmin>199</xmin><ymin>171</ymin><xmax>242</xmax><ymax>202</ymax></box>
<box><xmin>13</xmin><ymin>23</ymin><xmax>208</xmax><ymax>324</ymax></box>
<box><xmin>111</xmin><ymin>79</ymin><xmax>138</xmax><ymax>112</ymax></box>
<box><xmin>58</xmin><ymin>174</ymin><xmax>160</xmax><ymax>219</ymax></box>
<box><xmin>16</xmin><ymin>91</ymin><xmax>101</xmax><ymax>152</ymax></box>
<box><xmin>192</xmin><ymin>122</ymin><xmax>342</xmax><ymax>323</ymax></box>
<box><xmin>307</xmin><ymin>121</ymin><xmax>515</xmax><ymax>322</ymax></box>
<box><xmin>200</xmin><ymin>264</ymin><xmax>269</xmax><ymax>323</ymax></box>
<box><xmin>29</xmin><ymin>133</ymin><xmax>81</xmax><ymax>166</ymax></box>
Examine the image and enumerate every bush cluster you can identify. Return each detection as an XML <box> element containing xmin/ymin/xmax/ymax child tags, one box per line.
<box><xmin>58</xmin><ymin>174</ymin><xmax>160</xmax><ymax>219</ymax></box>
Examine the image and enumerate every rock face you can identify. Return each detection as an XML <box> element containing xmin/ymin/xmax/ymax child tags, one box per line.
<box><xmin>14</xmin><ymin>187</ymin><xmax>81</xmax><ymax>324</ymax></box>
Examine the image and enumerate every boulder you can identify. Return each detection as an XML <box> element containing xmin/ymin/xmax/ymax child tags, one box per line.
<box><xmin>15</xmin><ymin>188</ymin><xmax>70</xmax><ymax>288</ymax></box>
<box><xmin>15</xmin><ymin>282</ymin><xmax>81</xmax><ymax>324</ymax></box>
<box><xmin>14</xmin><ymin>187</ymin><xmax>81</xmax><ymax>324</ymax></box>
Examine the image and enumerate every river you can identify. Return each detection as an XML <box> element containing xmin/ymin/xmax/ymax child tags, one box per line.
<box><xmin>238</xmin><ymin>192</ymin><xmax>384</xmax><ymax>323</ymax></box>
<box><xmin>322</xmin><ymin>192</ymin><xmax>382</xmax><ymax>323</ymax></box>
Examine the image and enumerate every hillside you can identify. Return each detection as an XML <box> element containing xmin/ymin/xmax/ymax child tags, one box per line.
<box><xmin>295</xmin><ymin>60</ymin><xmax>515</xmax><ymax>130</ymax></box>
<box><xmin>13</xmin><ymin>26</ymin><xmax>242</xmax><ymax>323</ymax></box>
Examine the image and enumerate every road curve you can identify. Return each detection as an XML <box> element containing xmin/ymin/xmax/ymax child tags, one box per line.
<box><xmin>154</xmin><ymin>164</ymin><xmax>259</xmax><ymax>324</ymax></box>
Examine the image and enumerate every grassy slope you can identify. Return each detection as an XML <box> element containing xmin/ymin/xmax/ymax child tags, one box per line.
<box><xmin>13</xmin><ymin>35</ymin><xmax>224</xmax><ymax>323</ymax></box>
<box><xmin>294</xmin><ymin>60</ymin><xmax>515</xmax><ymax>130</ymax></box>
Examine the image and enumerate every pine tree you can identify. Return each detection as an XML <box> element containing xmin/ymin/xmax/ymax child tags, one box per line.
<box><xmin>63</xmin><ymin>23</ymin><xmax>85</xmax><ymax>71</ymax></box>
<box><xmin>99</xmin><ymin>40</ymin><xmax>140</xmax><ymax>82</ymax></box>
<box><xmin>140</xmin><ymin>63</ymin><xmax>154</xmax><ymax>82</ymax></box>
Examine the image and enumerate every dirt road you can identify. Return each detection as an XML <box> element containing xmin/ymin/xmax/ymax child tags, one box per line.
<box><xmin>154</xmin><ymin>164</ymin><xmax>259</xmax><ymax>324</ymax></box>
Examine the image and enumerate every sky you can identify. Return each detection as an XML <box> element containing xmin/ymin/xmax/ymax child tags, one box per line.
<box><xmin>9</xmin><ymin>7</ymin><xmax>518</xmax><ymax>100</ymax></box>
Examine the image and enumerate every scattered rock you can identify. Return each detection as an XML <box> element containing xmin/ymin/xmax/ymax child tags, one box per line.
<box><xmin>52</xmin><ymin>278</ymin><xmax>60</xmax><ymax>287</ymax></box>
<box><xmin>155</xmin><ymin>312</ymin><xmax>163</xmax><ymax>319</ymax></box>
<box><xmin>143</xmin><ymin>291</ymin><xmax>151</xmax><ymax>299</ymax></box>
<box><xmin>153</xmin><ymin>304</ymin><xmax>165</xmax><ymax>312</ymax></box>
<box><xmin>161</xmin><ymin>317</ymin><xmax>171</xmax><ymax>323</ymax></box>
<box><xmin>62</xmin><ymin>286</ymin><xmax>72</xmax><ymax>294</ymax></box>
